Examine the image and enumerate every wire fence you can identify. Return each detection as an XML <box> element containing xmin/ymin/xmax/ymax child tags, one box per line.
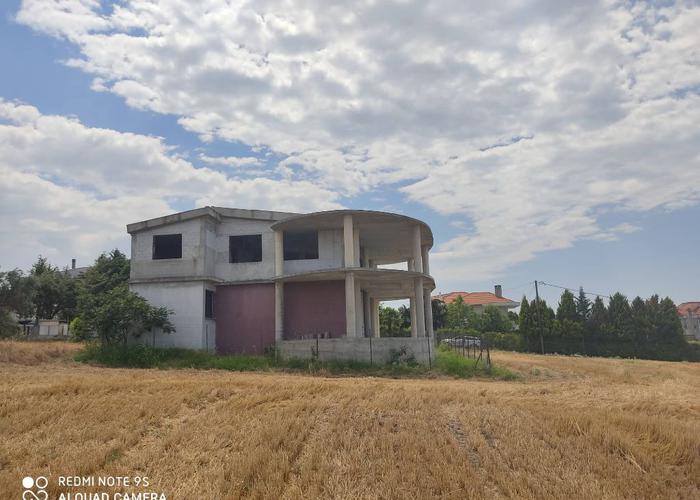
<box><xmin>441</xmin><ymin>335</ymin><xmax>491</xmax><ymax>368</ymax></box>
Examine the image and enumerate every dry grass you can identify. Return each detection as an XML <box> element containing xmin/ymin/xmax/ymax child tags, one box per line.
<box><xmin>0</xmin><ymin>341</ymin><xmax>698</xmax><ymax>499</ymax></box>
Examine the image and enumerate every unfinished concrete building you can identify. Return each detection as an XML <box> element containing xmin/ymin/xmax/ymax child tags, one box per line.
<box><xmin>127</xmin><ymin>207</ymin><xmax>436</xmax><ymax>363</ymax></box>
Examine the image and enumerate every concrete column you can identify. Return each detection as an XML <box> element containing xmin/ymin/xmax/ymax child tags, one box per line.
<box><xmin>421</xmin><ymin>245</ymin><xmax>430</xmax><ymax>275</ymax></box>
<box><xmin>274</xmin><ymin>230</ymin><xmax>284</xmax><ymax>276</ymax></box>
<box><xmin>345</xmin><ymin>272</ymin><xmax>356</xmax><ymax>337</ymax></box>
<box><xmin>274</xmin><ymin>281</ymin><xmax>284</xmax><ymax>341</ymax></box>
<box><xmin>353</xmin><ymin>227</ymin><xmax>361</xmax><ymax>267</ymax></box>
<box><xmin>424</xmin><ymin>288</ymin><xmax>434</xmax><ymax>337</ymax></box>
<box><xmin>412</xmin><ymin>225</ymin><xmax>423</xmax><ymax>273</ymax></box>
<box><xmin>343</xmin><ymin>215</ymin><xmax>355</xmax><ymax>267</ymax></box>
<box><xmin>410</xmin><ymin>297</ymin><xmax>418</xmax><ymax>338</ymax></box>
<box><xmin>362</xmin><ymin>291</ymin><xmax>371</xmax><ymax>337</ymax></box>
<box><xmin>371</xmin><ymin>298</ymin><xmax>381</xmax><ymax>338</ymax></box>
<box><xmin>414</xmin><ymin>277</ymin><xmax>426</xmax><ymax>337</ymax></box>
<box><xmin>408</xmin><ymin>258</ymin><xmax>415</xmax><ymax>272</ymax></box>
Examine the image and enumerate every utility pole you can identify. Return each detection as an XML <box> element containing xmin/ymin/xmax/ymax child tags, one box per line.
<box><xmin>534</xmin><ymin>280</ymin><xmax>545</xmax><ymax>355</ymax></box>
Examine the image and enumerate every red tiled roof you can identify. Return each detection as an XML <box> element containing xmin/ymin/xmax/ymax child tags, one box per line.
<box><xmin>433</xmin><ymin>291</ymin><xmax>518</xmax><ymax>307</ymax></box>
<box><xmin>678</xmin><ymin>302</ymin><xmax>700</xmax><ymax>316</ymax></box>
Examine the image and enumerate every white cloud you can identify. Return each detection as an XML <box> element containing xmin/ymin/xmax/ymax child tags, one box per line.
<box><xmin>0</xmin><ymin>100</ymin><xmax>340</xmax><ymax>269</ymax></box>
<box><xmin>12</xmin><ymin>0</ymin><xmax>700</xmax><ymax>284</ymax></box>
<box><xmin>199</xmin><ymin>154</ymin><xmax>264</xmax><ymax>168</ymax></box>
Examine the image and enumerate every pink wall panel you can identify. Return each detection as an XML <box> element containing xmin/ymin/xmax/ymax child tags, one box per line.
<box><xmin>215</xmin><ymin>283</ymin><xmax>275</xmax><ymax>354</ymax></box>
<box><xmin>284</xmin><ymin>280</ymin><xmax>346</xmax><ymax>339</ymax></box>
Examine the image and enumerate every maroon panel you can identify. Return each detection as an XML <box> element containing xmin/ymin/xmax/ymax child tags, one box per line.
<box><xmin>215</xmin><ymin>283</ymin><xmax>275</xmax><ymax>354</ymax></box>
<box><xmin>284</xmin><ymin>280</ymin><xmax>346</xmax><ymax>339</ymax></box>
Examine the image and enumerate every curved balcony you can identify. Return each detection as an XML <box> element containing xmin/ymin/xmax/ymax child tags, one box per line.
<box><xmin>270</xmin><ymin>210</ymin><xmax>435</xmax><ymax>340</ymax></box>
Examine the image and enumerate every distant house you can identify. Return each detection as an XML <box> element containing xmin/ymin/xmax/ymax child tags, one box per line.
<box><xmin>678</xmin><ymin>302</ymin><xmax>700</xmax><ymax>340</ymax></box>
<box><xmin>433</xmin><ymin>285</ymin><xmax>519</xmax><ymax>314</ymax></box>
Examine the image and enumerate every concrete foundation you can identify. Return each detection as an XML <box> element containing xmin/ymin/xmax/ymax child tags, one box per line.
<box><xmin>278</xmin><ymin>337</ymin><xmax>436</xmax><ymax>365</ymax></box>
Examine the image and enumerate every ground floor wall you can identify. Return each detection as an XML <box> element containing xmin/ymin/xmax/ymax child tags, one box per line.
<box><xmin>129</xmin><ymin>281</ymin><xmax>208</xmax><ymax>349</ymax></box>
<box><xmin>278</xmin><ymin>337</ymin><xmax>435</xmax><ymax>365</ymax></box>
<box><xmin>215</xmin><ymin>283</ymin><xmax>275</xmax><ymax>354</ymax></box>
<box><xmin>284</xmin><ymin>280</ymin><xmax>346</xmax><ymax>339</ymax></box>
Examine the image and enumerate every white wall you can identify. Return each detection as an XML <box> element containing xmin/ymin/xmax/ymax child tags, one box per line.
<box><xmin>130</xmin><ymin>218</ymin><xmax>207</xmax><ymax>280</ymax></box>
<box><xmin>212</xmin><ymin>218</ymin><xmax>277</xmax><ymax>281</ymax></box>
<box><xmin>130</xmin><ymin>281</ymin><xmax>208</xmax><ymax>349</ymax></box>
<box><xmin>283</xmin><ymin>228</ymin><xmax>344</xmax><ymax>275</ymax></box>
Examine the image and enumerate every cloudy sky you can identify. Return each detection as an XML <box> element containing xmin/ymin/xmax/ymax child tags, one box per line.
<box><xmin>1</xmin><ymin>0</ymin><xmax>698</xmax><ymax>306</ymax></box>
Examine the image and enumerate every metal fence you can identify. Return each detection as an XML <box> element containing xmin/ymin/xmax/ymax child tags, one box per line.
<box><xmin>442</xmin><ymin>335</ymin><xmax>491</xmax><ymax>368</ymax></box>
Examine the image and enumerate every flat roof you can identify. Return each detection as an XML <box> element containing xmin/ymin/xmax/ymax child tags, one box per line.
<box><xmin>126</xmin><ymin>206</ymin><xmax>300</xmax><ymax>234</ymax></box>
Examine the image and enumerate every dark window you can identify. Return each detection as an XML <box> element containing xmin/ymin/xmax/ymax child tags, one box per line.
<box><xmin>153</xmin><ymin>234</ymin><xmax>182</xmax><ymax>260</ymax></box>
<box><xmin>229</xmin><ymin>234</ymin><xmax>262</xmax><ymax>263</ymax></box>
<box><xmin>205</xmin><ymin>290</ymin><xmax>214</xmax><ymax>319</ymax></box>
<box><xmin>283</xmin><ymin>231</ymin><xmax>319</xmax><ymax>260</ymax></box>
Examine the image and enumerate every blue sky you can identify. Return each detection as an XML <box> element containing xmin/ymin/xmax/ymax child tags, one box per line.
<box><xmin>1</xmin><ymin>0</ymin><xmax>698</xmax><ymax>308</ymax></box>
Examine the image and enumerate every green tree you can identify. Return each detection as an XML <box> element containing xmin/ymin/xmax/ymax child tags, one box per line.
<box><xmin>630</xmin><ymin>296</ymin><xmax>651</xmax><ymax>345</ymax></box>
<box><xmin>91</xmin><ymin>286</ymin><xmax>174</xmax><ymax>345</ymax></box>
<box><xmin>479</xmin><ymin>305</ymin><xmax>512</xmax><ymax>333</ymax></box>
<box><xmin>432</xmin><ymin>299</ymin><xmax>447</xmax><ymax>330</ymax></box>
<box><xmin>30</xmin><ymin>256</ymin><xmax>77</xmax><ymax>323</ymax></box>
<box><xmin>518</xmin><ymin>296</ymin><xmax>532</xmax><ymax>336</ymax></box>
<box><xmin>556</xmin><ymin>290</ymin><xmax>578</xmax><ymax>323</ymax></box>
<box><xmin>76</xmin><ymin>249</ymin><xmax>131</xmax><ymax>334</ymax></box>
<box><xmin>0</xmin><ymin>269</ymin><xmax>35</xmax><ymax>319</ymax></box>
<box><xmin>445</xmin><ymin>295</ymin><xmax>477</xmax><ymax>329</ymax></box>
<box><xmin>575</xmin><ymin>287</ymin><xmax>591</xmax><ymax>323</ymax></box>
<box><xmin>656</xmin><ymin>296</ymin><xmax>685</xmax><ymax>345</ymax></box>
<box><xmin>607</xmin><ymin>292</ymin><xmax>631</xmax><ymax>339</ymax></box>
<box><xmin>379</xmin><ymin>305</ymin><xmax>406</xmax><ymax>337</ymax></box>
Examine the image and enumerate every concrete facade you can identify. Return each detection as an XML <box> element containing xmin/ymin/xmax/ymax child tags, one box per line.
<box><xmin>127</xmin><ymin>207</ymin><xmax>436</xmax><ymax>363</ymax></box>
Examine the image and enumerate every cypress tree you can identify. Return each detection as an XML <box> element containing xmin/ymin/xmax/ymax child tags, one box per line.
<box><xmin>575</xmin><ymin>287</ymin><xmax>591</xmax><ymax>323</ymax></box>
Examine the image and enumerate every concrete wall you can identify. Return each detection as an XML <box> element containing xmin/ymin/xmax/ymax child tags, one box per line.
<box><xmin>278</xmin><ymin>337</ymin><xmax>436</xmax><ymax>365</ymax></box>
<box><xmin>131</xmin><ymin>218</ymin><xmax>345</xmax><ymax>283</ymax></box>
<box><xmin>131</xmin><ymin>218</ymin><xmax>208</xmax><ymax>280</ymax></box>
<box><xmin>215</xmin><ymin>283</ymin><xmax>275</xmax><ymax>354</ymax></box>
<box><xmin>130</xmin><ymin>281</ymin><xmax>207</xmax><ymax>349</ymax></box>
<box><xmin>212</xmin><ymin>218</ymin><xmax>277</xmax><ymax>281</ymax></box>
<box><xmin>284</xmin><ymin>281</ymin><xmax>346</xmax><ymax>339</ymax></box>
<box><xmin>283</xmin><ymin>229</ymin><xmax>344</xmax><ymax>275</ymax></box>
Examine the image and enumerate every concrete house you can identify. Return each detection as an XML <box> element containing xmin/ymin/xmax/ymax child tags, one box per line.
<box><xmin>433</xmin><ymin>286</ymin><xmax>519</xmax><ymax>314</ymax></box>
<box><xmin>127</xmin><ymin>207</ymin><xmax>436</xmax><ymax>363</ymax></box>
<box><xmin>678</xmin><ymin>302</ymin><xmax>700</xmax><ymax>340</ymax></box>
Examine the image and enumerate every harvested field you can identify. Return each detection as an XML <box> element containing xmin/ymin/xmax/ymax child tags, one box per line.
<box><xmin>0</xmin><ymin>341</ymin><xmax>698</xmax><ymax>499</ymax></box>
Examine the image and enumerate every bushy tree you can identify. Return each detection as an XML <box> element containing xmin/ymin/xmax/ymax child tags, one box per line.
<box><xmin>91</xmin><ymin>286</ymin><xmax>174</xmax><ymax>345</ymax></box>
<box><xmin>479</xmin><ymin>305</ymin><xmax>512</xmax><ymax>333</ymax></box>
<box><xmin>379</xmin><ymin>305</ymin><xmax>407</xmax><ymax>337</ymax></box>
<box><xmin>0</xmin><ymin>269</ymin><xmax>34</xmax><ymax>319</ymax></box>
<box><xmin>445</xmin><ymin>295</ymin><xmax>477</xmax><ymax>329</ymax></box>
<box><xmin>30</xmin><ymin>256</ymin><xmax>77</xmax><ymax>323</ymax></box>
<box><xmin>432</xmin><ymin>299</ymin><xmax>447</xmax><ymax>330</ymax></box>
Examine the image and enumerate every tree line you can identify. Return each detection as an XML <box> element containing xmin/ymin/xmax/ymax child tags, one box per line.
<box><xmin>0</xmin><ymin>250</ymin><xmax>173</xmax><ymax>344</ymax></box>
<box><xmin>517</xmin><ymin>288</ymin><xmax>694</xmax><ymax>360</ymax></box>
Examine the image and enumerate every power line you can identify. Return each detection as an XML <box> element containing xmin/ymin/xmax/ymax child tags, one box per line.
<box><xmin>537</xmin><ymin>281</ymin><xmax>611</xmax><ymax>299</ymax></box>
